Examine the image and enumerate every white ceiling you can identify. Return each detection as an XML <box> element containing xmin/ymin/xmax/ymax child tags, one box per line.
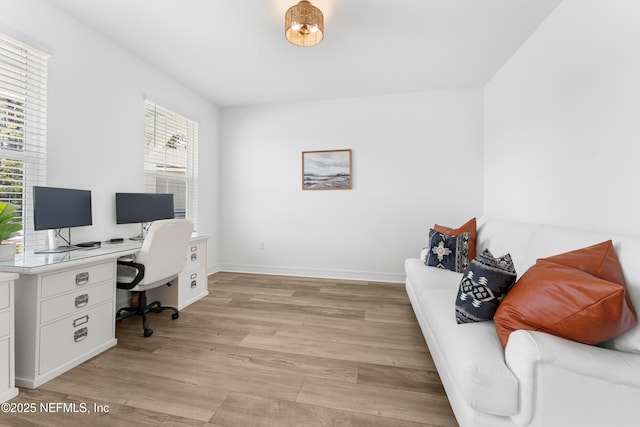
<box><xmin>44</xmin><ymin>0</ymin><xmax>561</xmax><ymax>108</ymax></box>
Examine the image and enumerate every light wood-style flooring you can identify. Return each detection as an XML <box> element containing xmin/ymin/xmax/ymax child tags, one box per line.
<box><xmin>1</xmin><ymin>272</ymin><xmax>458</xmax><ymax>426</ymax></box>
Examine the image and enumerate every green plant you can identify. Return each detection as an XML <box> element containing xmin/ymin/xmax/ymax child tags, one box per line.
<box><xmin>0</xmin><ymin>203</ymin><xmax>22</xmax><ymax>243</ymax></box>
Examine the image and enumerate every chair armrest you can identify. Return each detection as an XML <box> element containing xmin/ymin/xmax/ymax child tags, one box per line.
<box><xmin>505</xmin><ymin>330</ymin><xmax>640</xmax><ymax>427</ymax></box>
<box><xmin>116</xmin><ymin>260</ymin><xmax>145</xmax><ymax>290</ymax></box>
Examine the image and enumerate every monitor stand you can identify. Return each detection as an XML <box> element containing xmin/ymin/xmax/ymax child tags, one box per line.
<box><xmin>129</xmin><ymin>222</ymin><xmax>148</xmax><ymax>242</ymax></box>
<box><xmin>36</xmin><ymin>228</ymin><xmax>79</xmax><ymax>254</ymax></box>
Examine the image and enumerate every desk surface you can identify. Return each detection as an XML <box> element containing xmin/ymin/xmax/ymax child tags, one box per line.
<box><xmin>0</xmin><ymin>233</ymin><xmax>210</xmax><ymax>275</ymax></box>
<box><xmin>0</xmin><ymin>241</ymin><xmax>142</xmax><ymax>275</ymax></box>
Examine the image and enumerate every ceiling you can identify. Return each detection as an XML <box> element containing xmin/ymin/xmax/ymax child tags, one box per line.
<box><xmin>44</xmin><ymin>0</ymin><xmax>561</xmax><ymax>108</ymax></box>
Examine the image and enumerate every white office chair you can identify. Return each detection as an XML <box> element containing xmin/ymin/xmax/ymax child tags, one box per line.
<box><xmin>116</xmin><ymin>218</ymin><xmax>193</xmax><ymax>337</ymax></box>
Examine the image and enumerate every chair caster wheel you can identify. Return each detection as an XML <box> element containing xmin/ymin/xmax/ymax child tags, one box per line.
<box><xmin>171</xmin><ymin>312</ymin><xmax>179</xmax><ymax>320</ymax></box>
<box><xmin>144</xmin><ymin>328</ymin><xmax>153</xmax><ymax>337</ymax></box>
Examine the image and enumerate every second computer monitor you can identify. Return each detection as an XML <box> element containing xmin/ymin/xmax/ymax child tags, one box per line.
<box><xmin>115</xmin><ymin>193</ymin><xmax>174</xmax><ymax>224</ymax></box>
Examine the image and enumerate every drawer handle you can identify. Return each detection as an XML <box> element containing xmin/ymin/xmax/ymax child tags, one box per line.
<box><xmin>190</xmin><ymin>245</ymin><xmax>197</xmax><ymax>252</ymax></box>
<box><xmin>190</xmin><ymin>272</ymin><xmax>198</xmax><ymax>288</ymax></box>
<box><xmin>75</xmin><ymin>294</ymin><xmax>89</xmax><ymax>308</ymax></box>
<box><xmin>72</xmin><ymin>314</ymin><xmax>89</xmax><ymax>328</ymax></box>
<box><xmin>74</xmin><ymin>327</ymin><xmax>88</xmax><ymax>343</ymax></box>
<box><xmin>190</xmin><ymin>253</ymin><xmax>197</xmax><ymax>261</ymax></box>
<box><xmin>75</xmin><ymin>272</ymin><xmax>90</xmax><ymax>286</ymax></box>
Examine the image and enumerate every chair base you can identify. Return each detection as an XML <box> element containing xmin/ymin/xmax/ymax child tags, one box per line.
<box><xmin>116</xmin><ymin>288</ymin><xmax>179</xmax><ymax>337</ymax></box>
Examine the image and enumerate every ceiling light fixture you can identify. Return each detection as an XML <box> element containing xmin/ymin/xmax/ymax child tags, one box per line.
<box><xmin>285</xmin><ymin>1</ymin><xmax>324</xmax><ymax>47</ymax></box>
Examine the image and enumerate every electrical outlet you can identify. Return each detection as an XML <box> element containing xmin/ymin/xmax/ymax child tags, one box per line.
<box><xmin>258</xmin><ymin>241</ymin><xmax>265</xmax><ymax>250</ymax></box>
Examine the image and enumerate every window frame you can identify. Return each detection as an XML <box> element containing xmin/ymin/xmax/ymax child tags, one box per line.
<box><xmin>0</xmin><ymin>33</ymin><xmax>48</xmax><ymax>253</ymax></box>
<box><xmin>143</xmin><ymin>100</ymin><xmax>199</xmax><ymax>230</ymax></box>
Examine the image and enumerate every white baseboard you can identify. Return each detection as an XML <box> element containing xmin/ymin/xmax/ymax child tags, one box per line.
<box><xmin>218</xmin><ymin>263</ymin><xmax>405</xmax><ymax>283</ymax></box>
<box><xmin>208</xmin><ymin>264</ymin><xmax>223</xmax><ymax>276</ymax></box>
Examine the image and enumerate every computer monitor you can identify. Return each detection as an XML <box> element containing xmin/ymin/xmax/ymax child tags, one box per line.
<box><xmin>115</xmin><ymin>193</ymin><xmax>174</xmax><ymax>224</ymax></box>
<box><xmin>33</xmin><ymin>186</ymin><xmax>93</xmax><ymax>231</ymax></box>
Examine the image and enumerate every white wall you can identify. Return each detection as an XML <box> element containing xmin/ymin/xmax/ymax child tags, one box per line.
<box><xmin>220</xmin><ymin>90</ymin><xmax>483</xmax><ymax>281</ymax></box>
<box><xmin>1</xmin><ymin>0</ymin><xmax>220</xmax><ymax>269</ymax></box>
<box><xmin>484</xmin><ymin>0</ymin><xmax>640</xmax><ymax>234</ymax></box>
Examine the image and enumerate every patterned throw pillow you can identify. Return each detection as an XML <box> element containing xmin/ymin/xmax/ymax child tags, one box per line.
<box><xmin>424</xmin><ymin>229</ymin><xmax>470</xmax><ymax>273</ymax></box>
<box><xmin>455</xmin><ymin>249</ymin><xmax>517</xmax><ymax>324</ymax></box>
<box><xmin>434</xmin><ymin>217</ymin><xmax>477</xmax><ymax>261</ymax></box>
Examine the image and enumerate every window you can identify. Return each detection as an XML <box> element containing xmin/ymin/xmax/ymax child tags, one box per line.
<box><xmin>0</xmin><ymin>34</ymin><xmax>48</xmax><ymax>252</ymax></box>
<box><xmin>144</xmin><ymin>100</ymin><xmax>198</xmax><ymax>230</ymax></box>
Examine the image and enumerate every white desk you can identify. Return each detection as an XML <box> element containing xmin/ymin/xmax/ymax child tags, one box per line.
<box><xmin>147</xmin><ymin>234</ymin><xmax>210</xmax><ymax>310</ymax></box>
<box><xmin>0</xmin><ymin>235</ymin><xmax>209</xmax><ymax>390</ymax></box>
<box><xmin>0</xmin><ymin>241</ymin><xmax>141</xmax><ymax>389</ymax></box>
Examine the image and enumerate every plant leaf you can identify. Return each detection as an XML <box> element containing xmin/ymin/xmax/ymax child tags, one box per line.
<box><xmin>0</xmin><ymin>203</ymin><xmax>21</xmax><ymax>242</ymax></box>
<box><xmin>0</xmin><ymin>203</ymin><xmax>17</xmax><ymax>223</ymax></box>
<box><xmin>0</xmin><ymin>223</ymin><xmax>22</xmax><ymax>242</ymax></box>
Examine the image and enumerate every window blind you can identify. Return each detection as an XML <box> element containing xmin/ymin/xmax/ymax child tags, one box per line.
<box><xmin>0</xmin><ymin>33</ymin><xmax>48</xmax><ymax>252</ymax></box>
<box><xmin>144</xmin><ymin>100</ymin><xmax>198</xmax><ymax>230</ymax></box>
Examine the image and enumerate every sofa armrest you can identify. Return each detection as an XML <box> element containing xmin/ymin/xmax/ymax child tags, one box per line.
<box><xmin>505</xmin><ymin>330</ymin><xmax>640</xmax><ymax>427</ymax></box>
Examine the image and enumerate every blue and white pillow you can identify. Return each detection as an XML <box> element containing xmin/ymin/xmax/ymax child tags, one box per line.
<box><xmin>424</xmin><ymin>229</ymin><xmax>470</xmax><ymax>273</ymax></box>
<box><xmin>455</xmin><ymin>249</ymin><xmax>517</xmax><ymax>324</ymax></box>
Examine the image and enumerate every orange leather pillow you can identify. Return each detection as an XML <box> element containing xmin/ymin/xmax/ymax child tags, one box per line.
<box><xmin>494</xmin><ymin>240</ymin><xmax>637</xmax><ymax>347</ymax></box>
<box><xmin>434</xmin><ymin>217</ymin><xmax>477</xmax><ymax>261</ymax></box>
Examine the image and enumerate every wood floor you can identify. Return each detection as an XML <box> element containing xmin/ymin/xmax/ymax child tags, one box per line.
<box><xmin>0</xmin><ymin>272</ymin><xmax>458</xmax><ymax>426</ymax></box>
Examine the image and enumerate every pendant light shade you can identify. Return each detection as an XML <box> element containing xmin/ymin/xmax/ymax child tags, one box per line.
<box><xmin>285</xmin><ymin>1</ymin><xmax>324</xmax><ymax>47</ymax></box>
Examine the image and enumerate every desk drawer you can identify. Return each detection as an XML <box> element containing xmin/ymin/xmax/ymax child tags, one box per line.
<box><xmin>179</xmin><ymin>268</ymin><xmax>207</xmax><ymax>301</ymax></box>
<box><xmin>40</xmin><ymin>281</ymin><xmax>113</xmax><ymax>324</ymax></box>
<box><xmin>185</xmin><ymin>241</ymin><xmax>206</xmax><ymax>271</ymax></box>
<box><xmin>38</xmin><ymin>301</ymin><xmax>113</xmax><ymax>375</ymax></box>
<box><xmin>0</xmin><ymin>311</ymin><xmax>10</xmax><ymax>338</ymax></box>
<box><xmin>0</xmin><ymin>282</ymin><xmax>8</xmax><ymax>310</ymax></box>
<box><xmin>41</xmin><ymin>262</ymin><xmax>113</xmax><ymax>298</ymax></box>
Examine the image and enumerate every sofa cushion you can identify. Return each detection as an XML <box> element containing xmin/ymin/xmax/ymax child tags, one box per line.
<box><xmin>405</xmin><ymin>257</ymin><xmax>463</xmax><ymax>291</ymax></box>
<box><xmin>475</xmin><ymin>218</ymin><xmax>640</xmax><ymax>353</ymax></box>
<box><xmin>435</xmin><ymin>217</ymin><xmax>477</xmax><ymax>260</ymax></box>
<box><xmin>409</xmin><ymin>281</ymin><xmax>519</xmax><ymax>416</ymax></box>
<box><xmin>455</xmin><ymin>249</ymin><xmax>517</xmax><ymax>324</ymax></box>
<box><xmin>425</xmin><ymin>229</ymin><xmax>469</xmax><ymax>273</ymax></box>
<box><xmin>494</xmin><ymin>240</ymin><xmax>638</xmax><ymax>347</ymax></box>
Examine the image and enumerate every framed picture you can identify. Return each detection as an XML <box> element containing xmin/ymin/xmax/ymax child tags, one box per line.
<box><xmin>302</xmin><ymin>149</ymin><xmax>352</xmax><ymax>190</ymax></box>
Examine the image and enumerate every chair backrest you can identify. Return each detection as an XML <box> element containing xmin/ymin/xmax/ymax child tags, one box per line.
<box><xmin>134</xmin><ymin>218</ymin><xmax>193</xmax><ymax>287</ymax></box>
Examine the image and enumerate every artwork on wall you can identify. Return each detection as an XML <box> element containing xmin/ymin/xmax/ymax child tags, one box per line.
<box><xmin>302</xmin><ymin>149</ymin><xmax>352</xmax><ymax>190</ymax></box>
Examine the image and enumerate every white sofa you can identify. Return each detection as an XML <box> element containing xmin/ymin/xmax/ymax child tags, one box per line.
<box><xmin>405</xmin><ymin>218</ymin><xmax>640</xmax><ymax>427</ymax></box>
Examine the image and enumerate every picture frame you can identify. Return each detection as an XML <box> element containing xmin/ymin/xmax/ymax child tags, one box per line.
<box><xmin>302</xmin><ymin>149</ymin><xmax>352</xmax><ymax>190</ymax></box>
